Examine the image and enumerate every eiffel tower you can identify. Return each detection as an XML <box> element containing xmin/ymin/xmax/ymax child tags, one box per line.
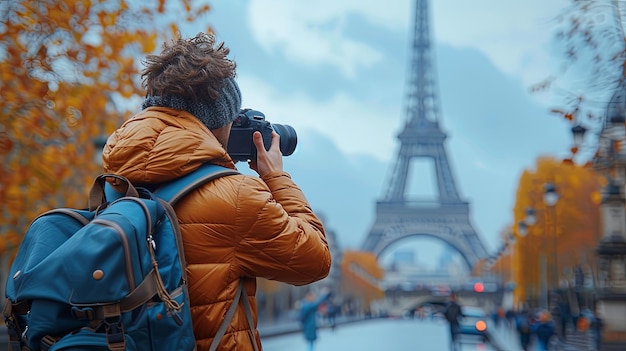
<box><xmin>361</xmin><ymin>0</ymin><xmax>488</xmax><ymax>269</ymax></box>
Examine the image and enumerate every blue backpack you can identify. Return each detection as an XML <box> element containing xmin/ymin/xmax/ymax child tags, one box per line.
<box><xmin>3</xmin><ymin>164</ymin><xmax>238</xmax><ymax>351</ymax></box>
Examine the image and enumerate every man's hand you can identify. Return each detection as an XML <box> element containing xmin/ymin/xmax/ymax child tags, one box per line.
<box><xmin>248</xmin><ymin>130</ymin><xmax>283</xmax><ymax>177</ymax></box>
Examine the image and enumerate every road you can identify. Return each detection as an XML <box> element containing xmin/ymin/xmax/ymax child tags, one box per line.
<box><xmin>261</xmin><ymin>318</ymin><xmax>496</xmax><ymax>351</ymax></box>
<box><xmin>0</xmin><ymin>316</ymin><xmax>596</xmax><ymax>350</ymax></box>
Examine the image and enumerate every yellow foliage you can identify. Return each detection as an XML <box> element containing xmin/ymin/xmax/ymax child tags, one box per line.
<box><xmin>591</xmin><ymin>191</ymin><xmax>602</xmax><ymax>205</ymax></box>
<box><xmin>339</xmin><ymin>250</ymin><xmax>384</xmax><ymax>304</ymax></box>
<box><xmin>511</xmin><ymin>156</ymin><xmax>603</xmax><ymax>304</ymax></box>
<box><xmin>0</xmin><ymin>0</ymin><xmax>212</xmax><ymax>260</ymax></box>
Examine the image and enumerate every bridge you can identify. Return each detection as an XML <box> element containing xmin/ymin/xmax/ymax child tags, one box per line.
<box><xmin>377</xmin><ymin>285</ymin><xmax>504</xmax><ymax>318</ymax></box>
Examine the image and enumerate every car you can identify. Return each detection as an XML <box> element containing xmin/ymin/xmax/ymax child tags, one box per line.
<box><xmin>459</xmin><ymin>306</ymin><xmax>489</xmax><ymax>341</ymax></box>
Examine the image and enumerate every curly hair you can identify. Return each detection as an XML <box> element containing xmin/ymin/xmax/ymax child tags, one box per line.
<box><xmin>141</xmin><ymin>32</ymin><xmax>237</xmax><ymax>102</ymax></box>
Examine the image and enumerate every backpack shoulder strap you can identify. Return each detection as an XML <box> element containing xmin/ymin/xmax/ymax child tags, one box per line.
<box><xmin>155</xmin><ymin>166</ymin><xmax>257</xmax><ymax>351</ymax></box>
<box><xmin>210</xmin><ymin>279</ymin><xmax>259</xmax><ymax>351</ymax></box>
<box><xmin>155</xmin><ymin>163</ymin><xmax>239</xmax><ymax>205</ymax></box>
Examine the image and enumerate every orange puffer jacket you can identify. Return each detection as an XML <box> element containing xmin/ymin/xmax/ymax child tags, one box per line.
<box><xmin>102</xmin><ymin>107</ymin><xmax>331</xmax><ymax>351</ymax></box>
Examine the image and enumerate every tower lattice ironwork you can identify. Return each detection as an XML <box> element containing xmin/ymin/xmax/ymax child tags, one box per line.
<box><xmin>361</xmin><ymin>0</ymin><xmax>488</xmax><ymax>269</ymax></box>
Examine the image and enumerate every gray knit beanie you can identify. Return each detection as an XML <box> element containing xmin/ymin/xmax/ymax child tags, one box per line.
<box><xmin>142</xmin><ymin>77</ymin><xmax>242</xmax><ymax>130</ymax></box>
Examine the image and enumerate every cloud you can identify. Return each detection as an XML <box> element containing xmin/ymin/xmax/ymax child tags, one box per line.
<box><xmin>246</xmin><ymin>0</ymin><xmax>409</xmax><ymax>78</ymax></box>
<box><xmin>237</xmin><ymin>74</ymin><xmax>401</xmax><ymax>161</ymax></box>
<box><xmin>244</xmin><ymin>0</ymin><xmax>571</xmax><ymax>90</ymax></box>
<box><xmin>431</xmin><ymin>0</ymin><xmax>570</xmax><ymax>88</ymax></box>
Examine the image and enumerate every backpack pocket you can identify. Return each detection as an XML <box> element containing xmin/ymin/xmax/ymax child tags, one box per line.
<box><xmin>146</xmin><ymin>286</ymin><xmax>196</xmax><ymax>351</ymax></box>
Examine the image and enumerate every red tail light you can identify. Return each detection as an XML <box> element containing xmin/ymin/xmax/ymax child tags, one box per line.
<box><xmin>475</xmin><ymin>320</ymin><xmax>487</xmax><ymax>332</ymax></box>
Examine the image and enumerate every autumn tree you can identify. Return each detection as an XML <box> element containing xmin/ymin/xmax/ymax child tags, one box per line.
<box><xmin>339</xmin><ymin>250</ymin><xmax>385</xmax><ymax>313</ymax></box>
<box><xmin>511</xmin><ymin>157</ymin><xmax>603</xmax><ymax>305</ymax></box>
<box><xmin>0</xmin><ymin>0</ymin><xmax>211</xmax><ymax>258</ymax></box>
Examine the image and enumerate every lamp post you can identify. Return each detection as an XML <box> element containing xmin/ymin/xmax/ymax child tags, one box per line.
<box><xmin>508</xmin><ymin>232</ymin><xmax>516</xmax><ymax>285</ymax></box>
<box><xmin>497</xmin><ymin>233</ymin><xmax>518</xmax><ymax>312</ymax></box>
<box><xmin>521</xmin><ymin>206</ymin><xmax>548</xmax><ymax>309</ymax></box>
<box><xmin>517</xmin><ymin>220</ymin><xmax>531</xmax><ymax>308</ymax></box>
<box><xmin>519</xmin><ymin>208</ymin><xmax>549</xmax><ymax>309</ymax></box>
<box><xmin>520</xmin><ymin>182</ymin><xmax>558</xmax><ymax>309</ymax></box>
<box><xmin>543</xmin><ymin>182</ymin><xmax>559</xmax><ymax>290</ymax></box>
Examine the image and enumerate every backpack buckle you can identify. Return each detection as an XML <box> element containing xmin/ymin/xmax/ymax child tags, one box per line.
<box><xmin>102</xmin><ymin>304</ymin><xmax>125</xmax><ymax>351</ymax></box>
<box><xmin>71</xmin><ymin>306</ymin><xmax>95</xmax><ymax>321</ymax></box>
<box><xmin>103</xmin><ymin>315</ymin><xmax>125</xmax><ymax>351</ymax></box>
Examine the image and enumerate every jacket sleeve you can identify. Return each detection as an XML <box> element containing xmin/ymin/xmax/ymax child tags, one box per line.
<box><xmin>236</xmin><ymin>171</ymin><xmax>331</xmax><ymax>286</ymax></box>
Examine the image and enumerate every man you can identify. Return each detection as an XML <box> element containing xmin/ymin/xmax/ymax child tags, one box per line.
<box><xmin>300</xmin><ymin>288</ymin><xmax>332</xmax><ymax>351</ymax></box>
<box><xmin>102</xmin><ymin>33</ymin><xmax>331</xmax><ymax>351</ymax></box>
<box><xmin>515</xmin><ymin>308</ymin><xmax>532</xmax><ymax>351</ymax></box>
<box><xmin>444</xmin><ymin>292</ymin><xmax>464</xmax><ymax>351</ymax></box>
<box><xmin>325</xmin><ymin>297</ymin><xmax>338</xmax><ymax>331</ymax></box>
<box><xmin>532</xmin><ymin>310</ymin><xmax>555</xmax><ymax>351</ymax></box>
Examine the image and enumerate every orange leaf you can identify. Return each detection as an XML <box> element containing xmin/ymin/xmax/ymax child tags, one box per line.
<box><xmin>551</xmin><ymin>109</ymin><xmax>564</xmax><ymax>115</ymax></box>
<box><xmin>171</xmin><ymin>23</ymin><xmax>179</xmax><ymax>37</ymax></box>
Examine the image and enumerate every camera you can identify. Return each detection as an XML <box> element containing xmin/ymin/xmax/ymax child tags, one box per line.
<box><xmin>227</xmin><ymin>109</ymin><xmax>297</xmax><ymax>162</ymax></box>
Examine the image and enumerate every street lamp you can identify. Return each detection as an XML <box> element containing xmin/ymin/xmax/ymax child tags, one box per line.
<box><xmin>518</xmin><ymin>221</ymin><xmax>528</xmax><ymax>237</ymax></box>
<box><xmin>520</xmin><ymin>182</ymin><xmax>559</xmax><ymax>309</ymax></box>
<box><xmin>571</xmin><ymin>124</ymin><xmax>587</xmax><ymax>149</ymax></box>
<box><xmin>543</xmin><ymin>183</ymin><xmax>559</xmax><ymax>207</ymax></box>
<box><xmin>543</xmin><ymin>182</ymin><xmax>560</xmax><ymax>290</ymax></box>
<box><xmin>507</xmin><ymin>233</ymin><xmax>516</xmax><ymax>285</ymax></box>
<box><xmin>519</xmin><ymin>217</ymin><xmax>545</xmax><ymax>307</ymax></box>
<box><xmin>515</xmin><ymin>221</ymin><xmax>531</xmax><ymax>307</ymax></box>
<box><xmin>525</xmin><ymin>207</ymin><xmax>537</xmax><ymax>226</ymax></box>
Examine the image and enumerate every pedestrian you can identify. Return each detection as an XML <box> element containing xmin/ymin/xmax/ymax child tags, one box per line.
<box><xmin>506</xmin><ymin>309</ymin><xmax>515</xmax><ymax>329</ymax></box>
<box><xmin>443</xmin><ymin>292</ymin><xmax>464</xmax><ymax>351</ymax></box>
<box><xmin>325</xmin><ymin>298</ymin><xmax>338</xmax><ymax>331</ymax></box>
<box><xmin>417</xmin><ymin>306</ymin><xmax>425</xmax><ymax>320</ymax></box>
<box><xmin>496</xmin><ymin>306</ymin><xmax>506</xmax><ymax>328</ymax></box>
<box><xmin>592</xmin><ymin>307</ymin><xmax>603</xmax><ymax>351</ymax></box>
<box><xmin>515</xmin><ymin>309</ymin><xmax>532</xmax><ymax>351</ymax></box>
<box><xmin>101</xmin><ymin>32</ymin><xmax>332</xmax><ymax>351</ymax></box>
<box><xmin>532</xmin><ymin>310</ymin><xmax>556</xmax><ymax>351</ymax></box>
<box><xmin>300</xmin><ymin>288</ymin><xmax>332</xmax><ymax>351</ymax></box>
<box><xmin>558</xmin><ymin>299</ymin><xmax>570</xmax><ymax>339</ymax></box>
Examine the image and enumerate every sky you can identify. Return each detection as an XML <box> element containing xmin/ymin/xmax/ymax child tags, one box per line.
<box><xmin>172</xmin><ymin>0</ymin><xmax>613</xmax><ymax>265</ymax></box>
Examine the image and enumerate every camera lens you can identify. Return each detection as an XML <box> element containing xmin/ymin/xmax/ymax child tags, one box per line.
<box><xmin>272</xmin><ymin>124</ymin><xmax>297</xmax><ymax>156</ymax></box>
